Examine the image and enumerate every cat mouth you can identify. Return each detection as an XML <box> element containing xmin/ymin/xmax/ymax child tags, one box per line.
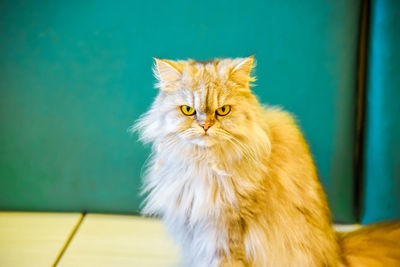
<box><xmin>190</xmin><ymin>135</ymin><xmax>216</xmax><ymax>147</ymax></box>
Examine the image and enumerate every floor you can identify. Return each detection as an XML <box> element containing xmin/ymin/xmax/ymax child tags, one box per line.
<box><xmin>0</xmin><ymin>212</ymin><xmax>360</xmax><ymax>267</ymax></box>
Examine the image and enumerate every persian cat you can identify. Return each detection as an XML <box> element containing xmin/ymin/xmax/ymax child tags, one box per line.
<box><xmin>134</xmin><ymin>56</ymin><xmax>400</xmax><ymax>266</ymax></box>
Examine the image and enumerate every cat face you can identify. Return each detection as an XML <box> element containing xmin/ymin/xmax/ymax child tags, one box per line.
<box><xmin>136</xmin><ymin>57</ymin><xmax>259</xmax><ymax>149</ymax></box>
<box><xmin>162</xmin><ymin>81</ymin><xmax>237</xmax><ymax>147</ymax></box>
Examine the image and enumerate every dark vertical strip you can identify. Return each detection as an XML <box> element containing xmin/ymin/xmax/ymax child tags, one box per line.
<box><xmin>354</xmin><ymin>0</ymin><xmax>370</xmax><ymax>222</ymax></box>
<box><xmin>52</xmin><ymin>213</ymin><xmax>86</xmax><ymax>267</ymax></box>
<box><xmin>362</xmin><ymin>0</ymin><xmax>400</xmax><ymax>223</ymax></box>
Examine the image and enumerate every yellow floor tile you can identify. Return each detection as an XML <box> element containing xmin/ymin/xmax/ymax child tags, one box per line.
<box><xmin>334</xmin><ymin>224</ymin><xmax>362</xmax><ymax>233</ymax></box>
<box><xmin>0</xmin><ymin>212</ymin><xmax>82</xmax><ymax>267</ymax></box>
<box><xmin>58</xmin><ymin>214</ymin><xmax>180</xmax><ymax>267</ymax></box>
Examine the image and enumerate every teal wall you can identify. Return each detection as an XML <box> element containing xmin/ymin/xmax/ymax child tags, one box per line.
<box><xmin>362</xmin><ymin>0</ymin><xmax>400</xmax><ymax>224</ymax></box>
<box><xmin>0</xmin><ymin>0</ymin><xmax>362</xmax><ymax>222</ymax></box>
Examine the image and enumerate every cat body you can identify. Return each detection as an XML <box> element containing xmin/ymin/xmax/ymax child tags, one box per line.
<box><xmin>134</xmin><ymin>57</ymin><xmax>399</xmax><ymax>266</ymax></box>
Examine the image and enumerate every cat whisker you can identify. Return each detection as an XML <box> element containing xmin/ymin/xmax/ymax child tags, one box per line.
<box><xmin>215</xmin><ymin>129</ymin><xmax>258</xmax><ymax>163</ymax></box>
<box><xmin>218</xmin><ymin>135</ymin><xmax>251</xmax><ymax>163</ymax></box>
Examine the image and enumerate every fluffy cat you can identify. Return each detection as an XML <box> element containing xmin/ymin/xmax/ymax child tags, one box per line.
<box><xmin>134</xmin><ymin>56</ymin><xmax>400</xmax><ymax>266</ymax></box>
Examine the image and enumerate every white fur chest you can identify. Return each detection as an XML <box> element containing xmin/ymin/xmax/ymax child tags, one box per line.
<box><xmin>143</xmin><ymin>148</ymin><xmax>242</xmax><ymax>266</ymax></box>
<box><xmin>143</xmin><ymin>147</ymin><xmax>238</xmax><ymax>219</ymax></box>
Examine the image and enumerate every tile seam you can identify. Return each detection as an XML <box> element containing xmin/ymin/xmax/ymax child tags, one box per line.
<box><xmin>52</xmin><ymin>213</ymin><xmax>86</xmax><ymax>267</ymax></box>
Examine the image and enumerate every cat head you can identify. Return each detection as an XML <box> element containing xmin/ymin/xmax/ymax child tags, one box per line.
<box><xmin>134</xmin><ymin>56</ymin><xmax>266</xmax><ymax>153</ymax></box>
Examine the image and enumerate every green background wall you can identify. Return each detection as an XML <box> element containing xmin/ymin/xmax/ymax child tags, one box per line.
<box><xmin>362</xmin><ymin>0</ymin><xmax>400</xmax><ymax>224</ymax></box>
<box><xmin>0</xmin><ymin>0</ymin><xmax>362</xmax><ymax>222</ymax></box>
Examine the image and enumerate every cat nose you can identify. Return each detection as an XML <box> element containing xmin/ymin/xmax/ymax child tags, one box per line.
<box><xmin>201</xmin><ymin>122</ymin><xmax>212</xmax><ymax>131</ymax></box>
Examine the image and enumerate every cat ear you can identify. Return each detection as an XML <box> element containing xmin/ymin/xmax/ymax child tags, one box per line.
<box><xmin>230</xmin><ymin>55</ymin><xmax>256</xmax><ymax>88</ymax></box>
<box><xmin>153</xmin><ymin>58</ymin><xmax>183</xmax><ymax>83</ymax></box>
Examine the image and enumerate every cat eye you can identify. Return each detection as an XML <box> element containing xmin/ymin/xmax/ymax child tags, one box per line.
<box><xmin>216</xmin><ymin>105</ymin><xmax>231</xmax><ymax>116</ymax></box>
<box><xmin>180</xmin><ymin>105</ymin><xmax>196</xmax><ymax>116</ymax></box>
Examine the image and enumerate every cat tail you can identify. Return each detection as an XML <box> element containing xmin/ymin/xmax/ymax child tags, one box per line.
<box><xmin>339</xmin><ymin>221</ymin><xmax>400</xmax><ymax>267</ymax></box>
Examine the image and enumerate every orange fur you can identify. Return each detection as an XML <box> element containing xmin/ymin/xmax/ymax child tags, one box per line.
<box><xmin>135</xmin><ymin>56</ymin><xmax>400</xmax><ymax>266</ymax></box>
<box><xmin>340</xmin><ymin>222</ymin><xmax>400</xmax><ymax>267</ymax></box>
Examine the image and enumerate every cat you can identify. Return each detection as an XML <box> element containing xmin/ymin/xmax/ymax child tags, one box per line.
<box><xmin>134</xmin><ymin>56</ymin><xmax>400</xmax><ymax>266</ymax></box>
